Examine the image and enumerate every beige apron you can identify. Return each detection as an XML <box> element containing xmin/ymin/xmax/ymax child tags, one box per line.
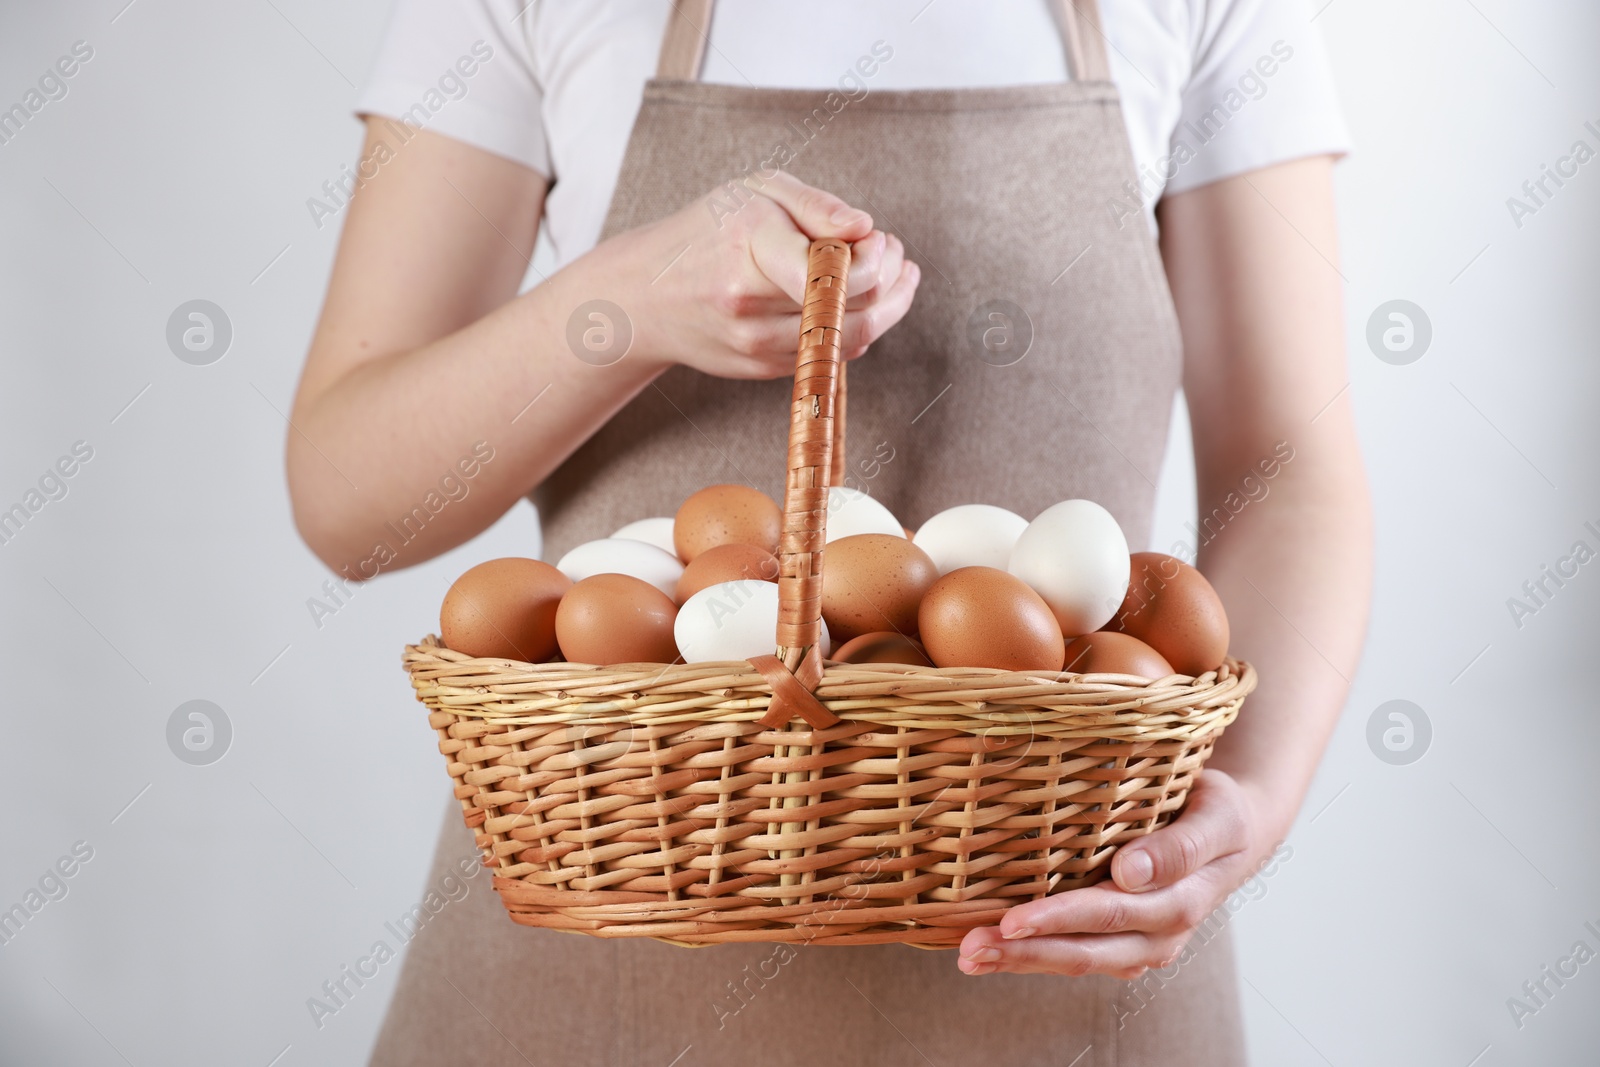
<box><xmin>371</xmin><ymin>2</ymin><xmax>1246</xmax><ymax>1063</ymax></box>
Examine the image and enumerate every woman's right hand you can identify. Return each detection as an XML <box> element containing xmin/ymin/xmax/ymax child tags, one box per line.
<box><xmin>591</xmin><ymin>170</ymin><xmax>922</xmax><ymax>379</ymax></box>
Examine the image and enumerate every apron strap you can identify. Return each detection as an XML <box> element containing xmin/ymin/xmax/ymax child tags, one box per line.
<box><xmin>1049</xmin><ymin>0</ymin><xmax>1111</xmax><ymax>83</ymax></box>
<box><xmin>656</xmin><ymin>0</ymin><xmax>714</xmax><ymax>81</ymax></box>
<box><xmin>657</xmin><ymin>0</ymin><xmax>1112</xmax><ymax>83</ymax></box>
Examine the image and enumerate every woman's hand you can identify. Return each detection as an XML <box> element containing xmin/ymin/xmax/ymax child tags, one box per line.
<box><xmin>956</xmin><ymin>770</ymin><xmax>1276</xmax><ymax>979</ymax></box>
<box><xmin>596</xmin><ymin>169</ymin><xmax>921</xmax><ymax>379</ymax></box>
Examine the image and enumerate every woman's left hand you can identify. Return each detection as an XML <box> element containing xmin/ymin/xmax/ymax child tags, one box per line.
<box><xmin>956</xmin><ymin>769</ymin><xmax>1274</xmax><ymax>979</ymax></box>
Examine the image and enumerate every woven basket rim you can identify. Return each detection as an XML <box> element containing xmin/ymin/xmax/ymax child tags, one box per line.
<box><xmin>404</xmin><ymin>635</ymin><xmax>1255</xmax><ymax>738</ymax></box>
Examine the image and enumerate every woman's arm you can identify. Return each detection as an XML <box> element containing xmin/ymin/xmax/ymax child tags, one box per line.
<box><xmin>1167</xmin><ymin>155</ymin><xmax>1372</xmax><ymax>837</ymax></box>
<box><xmin>958</xmin><ymin>155</ymin><xmax>1372</xmax><ymax>978</ymax></box>
<box><xmin>288</xmin><ymin>121</ymin><xmax>919</xmax><ymax>575</ymax></box>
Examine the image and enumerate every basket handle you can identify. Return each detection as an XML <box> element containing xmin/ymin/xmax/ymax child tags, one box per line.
<box><xmin>752</xmin><ymin>238</ymin><xmax>850</xmax><ymax>730</ymax></box>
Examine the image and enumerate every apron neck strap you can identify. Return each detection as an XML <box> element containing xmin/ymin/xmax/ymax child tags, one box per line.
<box><xmin>1050</xmin><ymin>0</ymin><xmax>1111</xmax><ymax>82</ymax></box>
<box><xmin>656</xmin><ymin>0</ymin><xmax>1111</xmax><ymax>83</ymax></box>
<box><xmin>657</xmin><ymin>0</ymin><xmax>714</xmax><ymax>81</ymax></box>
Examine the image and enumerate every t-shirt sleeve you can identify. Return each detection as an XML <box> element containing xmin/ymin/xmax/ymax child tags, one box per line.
<box><xmin>1165</xmin><ymin>0</ymin><xmax>1350</xmax><ymax>196</ymax></box>
<box><xmin>355</xmin><ymin>0</ymin><xmax>550</xmax><ymax>177</ymax></box>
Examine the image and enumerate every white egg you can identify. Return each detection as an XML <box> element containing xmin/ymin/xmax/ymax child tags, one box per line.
<box><xmin>556</xmin><ymin>538</ymin><xmax>684</xmax><ymax>599</ymax></box>
<box><xmin>913</xmin><ymin>504</ymin><xmax>1028</xmax><ymax>574</ymax></box>
<box><xmin>675</xmin><ymin>580</ymin><xmax>831</xmax><ymax>663</ymax></box>
<box><xmin>610</xmin><ymin>516</ymin><xmax>677</xmax><ymax>557</ymax></box>
<box><xmin>1008</xmin><ymin>500</ymin><xmax>1130</xmax><ymax>637</ymax></box>
<box><xmin>824</xmin><ymin>486</ymin><xmax>902</xmax><ymax>542</ymax></box>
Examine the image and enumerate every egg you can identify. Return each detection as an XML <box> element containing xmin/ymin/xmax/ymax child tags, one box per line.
<box><xmin>674</xmin><ymin>485</ymin><xmax>782</xmax><ymax>562</ymax></box>
<box><xmin>1008</xmin><ymin>499</ymin><xmax>1130</xmax><ymax>636</ymax></box>
<box><xmin>439</xmin><ymin>558</ymin><xmax>570</xmax><ymax>662</ymax></box>
<box><xmin>556</xmin><ymin>538</ymin><xmax>684</xmax><ymax>599</ymax></box>
<box><xmin>917</xmin><ymin>566</ymin><xmax>1065</xmax><ymax>672</ymax></box>
<box><xmin>913</xmin><ymin>503</ymin><xmax>1029</xmax><ymax>574</ymax></box>
<box><xmin>825</xmin><ymin>486</ymin><xmax>903</xmax><ymax>542</ymax></box>
<box><xmin>1104</xmin><ymin>552</ymin><xmax>1230</xmax><ymax>676</ymax></box>
<box><xmin>676</xmin><ymin>542</ymin><xmax>779</xmax><ymax>604</ymax></box>
<box><xmin>675</xmin><ymin>580</ymin><xmax>831</xmax><ymax>663</ymax></box>
<box><xmin>1062</xmin><ymin>631</ymin><xmax>1174</xmax><ymax>680</ymax></box>
<box><xmin>832</xmin><ymin>631</ymin><xmax>933</xmax><ymax>667</ymax></box>
<box><xmin>611</xmin><ymin>516</ymin><xmax>677</xmax><ymax>556</ymax></box>
<box><xmin>555</xmin><ymin>573</ymin><xmax>679</xmax><ymax>665</ymax></box>
<box><xmin>821</xmin><ymin>534</ymin><xmax>939</xmax><ymax>643</ymax></box>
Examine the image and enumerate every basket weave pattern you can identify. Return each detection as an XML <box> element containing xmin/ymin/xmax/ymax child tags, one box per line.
<box><xmin>403</xmin><ymin>239</ymin><xmax>1254</xmax><ymax>946</ymax></box>
<box><xmin>404</xmin><ymin>646</ymin><xmax>1251</xmax><ymax>945</ymax></box>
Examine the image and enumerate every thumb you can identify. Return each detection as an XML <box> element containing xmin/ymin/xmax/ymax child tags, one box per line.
<box><xmin>1112</xmin><ymin>770</ymin><xmax>1249</xmax><ymax>893</ymax></box>
<box><xmin>755</xmin><ymin>170</ymin><xmax>873</xmax><ymax>241</ymax></box>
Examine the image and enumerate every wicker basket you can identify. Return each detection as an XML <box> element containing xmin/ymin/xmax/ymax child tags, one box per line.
<box><xmin>403</xmin><ymin>238</ymin><xmax>1255</xmax><ymax>948</ymax></box>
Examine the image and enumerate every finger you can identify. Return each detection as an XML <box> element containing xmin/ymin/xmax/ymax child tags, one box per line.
<box><xmin>996</xmin><ymin>880</ymin><xmax>1190</xmax><ymax>939</ymax></box>
<box><xmin>958</xmin><ymin>926</ymin><xmax>1186</xmax><ymax>978</ymax></box>
<box><xmin>1112</xmin><ymin>771</ymin><xmax>1248</xmax><ymax>893</ymax></box>
<box><xmin>844</xmin><ymin>231</ymin><xmax>888</xmax><ymax>301</ymax></box>
<box><xmin>749</xmin><ymin>222</ymin><xmax>891</xmax><ymax>309</ymax></box>
<box><xmin>755</xmin><ymin>170</ymin><xmax>873</xmax><ymax>241</ymax></box>
<box><xmin>838</xmin><ymin>259</ymin><xmax>919</xmax><ymax>349</ymax></box>
<box><xmin>846</xmin><ymin>232</ymin><xmax>903</xmax><ymax>310</ymax></box>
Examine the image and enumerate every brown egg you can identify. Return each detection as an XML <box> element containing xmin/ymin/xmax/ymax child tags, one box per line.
<box><xmin>555</xmin><ymin>573</ymin><xmax>680</xmax><ymax>665</ymax></box>
<box><xmin>674</xmin><ymin>485</ymin><xmax>783</xmax><ymax>563</ymax></box>
<box><xmin>821</xmin><ymin>534</ymin><xmax>940</xmax><ymax>643</ymax></box>
<box><xmin>1104</xmin><ymin>552</ymin><xmax>1230</xmax><ymax>675</ymax></box>
<box><xmin>917</xmin><ymin>566</ymin><xmax>1065</xmax><ymax>672</ymax></box>
<box><xmin>1063</xmin><ymin>631</ymin><xmax>1174</xmax><ymax>679</ymax></box>
<box><xmin>440</xmin><ymin>558</ymin><xmax>570</xmax><ymax>662</ymax></box>
<box><xmin>832</xmin><ymin>631</ymin><xmax>934</xmax><ymax>667</ymax></box>
<box><xmin>676</xmin><ymin>542</ymin><xmax>779</xmax><ymax>604</ymax></box>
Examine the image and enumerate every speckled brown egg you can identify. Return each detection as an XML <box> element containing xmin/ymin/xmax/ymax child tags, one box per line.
<box><xmin>674</xmin><ymin>485</ymin><xmax>783</xmax><ymax>563</ymax></box>
<box><xmin>1104</xmin><ymin>552</ymin><xmax>1229</xmax><ymax>675</ymax></box>
<box><xmin>832</xmin><ymin>631</ymin><xmax>934</xmax><ymax>667</ymax></box>
<box><xmin>555</xmin><ymin>573</ymin><xmax>680</xmax><ymax>665</ymax></box>
<box><xmin>675</xmin><ymin>542</ymin><xmax>779</xmax><ymax>604</ymax></box>
<box><xmin>821</xmin><ymin>534</ymin><xmax>940</xmax><ymax>643</ymax></box>
<box><xmin>1063</xmin><ymin>631</ymin><xmax>1174</xmax><ymax>679</ymax></box>
<box><xmin>440</xmin><ymin>558</ymin><xmax>570</xmax><ymax>662</ymax></box>
<box><xmin>917</xmin><ymin>566</ymin><xmax>1065</xmax><ymax>672</ymax></box>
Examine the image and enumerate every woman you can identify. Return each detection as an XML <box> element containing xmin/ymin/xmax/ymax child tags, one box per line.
<box><xmin>288</xmin><ymin>1</ymin><xmax>1371</xmax><ymax>1062</ymax></box>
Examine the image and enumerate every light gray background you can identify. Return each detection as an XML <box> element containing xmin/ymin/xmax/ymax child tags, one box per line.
<box><xmin>2</xmin><ymin>1</ymin><xmax>1596</xmax><ymax>1065</ymax></box>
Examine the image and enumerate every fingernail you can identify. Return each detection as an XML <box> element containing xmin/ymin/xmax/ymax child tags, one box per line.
<box><xmin>965</xmin><ymin>947</ymin><xmax>1000</xmax><ymax>964</ymax></box>
<box><xmin>831</xmin><ymin>207</ymin><xmax>867</xmax><ymax>226</ymax></box>
<box><xmin>1002</xmin><ymin>926</ymin><xmax>1035</xmax><ymax>940</ymax></box>
<box><xmin>962</xmin><ymin>963</ymin><xmax>997</xmax><ymax>976</ymax></box>
<box><xmin>1121</xmin><ymin>850</ymin><xmax>1153</xmax><ymax>890</ymax></box>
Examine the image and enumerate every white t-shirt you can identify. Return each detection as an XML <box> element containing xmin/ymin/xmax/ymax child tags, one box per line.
<box><xmin>355</xmin><ymin>0</ymin><xmax>1348</xmax><ymax>268</ymax></box>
